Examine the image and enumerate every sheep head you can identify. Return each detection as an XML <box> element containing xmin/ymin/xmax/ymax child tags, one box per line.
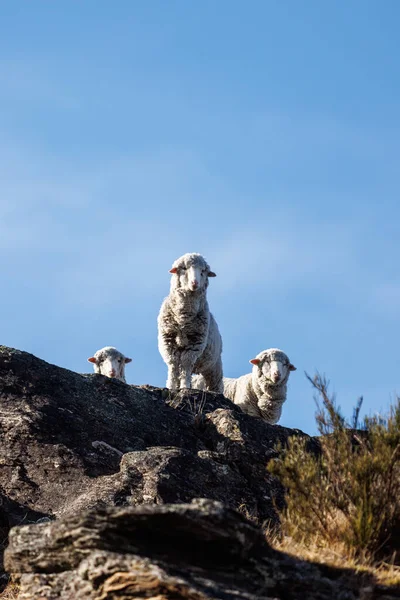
<box><xmin>250</xmin><ymin>348</ymin><xmax>296</xmax><ymax>386</ymax></box>
<box><xmin>87</xmin><ymin>346</ymin><xmax>132</xmax><ymax>381</ymax></box>
<box><xmin>169</xmin><ymin>253</ymin><xmax>216</xmax><ymax>293</ymax></box>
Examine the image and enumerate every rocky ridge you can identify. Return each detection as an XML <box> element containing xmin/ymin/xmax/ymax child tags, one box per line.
<box><xmin>0</xmin><ymin>346</ymin><xmax>397</xmax><ymax>598</ymax></box>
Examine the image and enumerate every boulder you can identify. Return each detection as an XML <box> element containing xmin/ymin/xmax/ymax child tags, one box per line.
<box><xmin>5</xmin><ymin>499</ymin><xmax>399</xmax><ymax>600</ymax></box>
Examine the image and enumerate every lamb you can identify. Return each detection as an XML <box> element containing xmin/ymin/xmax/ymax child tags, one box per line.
<box><xmin>157</xmin><ymin>252</ymin><xmax>223</xmax><ymax>392</ymax></box>
<box><xmin>87</xmin><ymin>346</ymin><xmax>132</xmax><ymax>383</ymax></box>
<box><xmin>193</xmin><ymin>348</ymin><xmax>296</xmax><ymax>424</ymax></box>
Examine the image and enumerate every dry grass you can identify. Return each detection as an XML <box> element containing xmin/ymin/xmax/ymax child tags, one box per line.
<box><xmin>267</xmin><ymin>532</ymin><xmax>400</xmax><ymax>587</ymax></box>
<box><xmin>240</xmin><ymin>500</ymin><xmax>400</xmax><ymax>586</ymax></box>
<box><xmin>0</xmin><ymin>582</ymin><xmax>19</xmax><ymax>599</ymax></box>
<box><xmin>165</xmin><ymin>389</ymin><xmax>209</xmax><ymax>431</ymax></box>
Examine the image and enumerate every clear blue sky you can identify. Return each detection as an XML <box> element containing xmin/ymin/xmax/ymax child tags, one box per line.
<box><xmin>1</xmin><ymin>1</ymin><xmax>399</xmax><ymax>434</ymax></box>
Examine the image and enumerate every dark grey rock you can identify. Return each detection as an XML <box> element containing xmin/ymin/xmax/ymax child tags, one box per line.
<box><xmin>2</xmin><ymin>346</ymin><xmax>392</xmax><ymax>598</ymax></box>
<box><xmin>6</xmin><ymin>499</ymin><xmax>399</xmax><ymax>600</ymax></box>
<box><xmin>0</xmin><ymin>346</ymin><xmax>304</xmax><ymax>534</ymax></box>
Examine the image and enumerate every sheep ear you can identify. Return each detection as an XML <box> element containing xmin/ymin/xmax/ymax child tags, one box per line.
<box><xmin>124</xmin><ymin>357</ymin><xmax>133</xmax><ymax>364</ymax></box>
<box><xmin>208</xmin><ymin>271</ymin><xmax>216</xmax><ymax>277</ymax></box>
<box><xmin>169</xmin><ymin>267</ymin><xmax>178</xmax><ymax>274</ymax></box>
<box><xmin>289</xmin><ymin>364</ymin><xmax>297</xmax><ymax>371</ymax></box>
<box><xmin>249</xmin><ymin>358</ymin><xmax>260</xmax><ymax>365</ymax></box>
<box><xmin>87</xmin><ymin>357</ymin><xmax>97</xmax><ymax>364</ymax></box>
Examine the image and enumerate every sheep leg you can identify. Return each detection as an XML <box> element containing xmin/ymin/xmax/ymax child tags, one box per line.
<box><xmin>201</xmin><ymin>357</ymin><xmax>223</xmax><ymax>394</ymax></box>
<box><xmin>179</xmin><ymin>367</ymin><xmax>193</xmax><ymax>389</ymax></box>
<box><xmin>166</xmin><ymin>362</ymin><xmax>180</xmax><ymax>390</ymax></box>
<box><xmin>191</xmin><ymin>374</ymin><xmax>206</xmax><ymax>390</ymax></box>
<box><xmin>179</xmin><ymin>351</ymin><xmax>198</xmax><ymax>389</ymax></box>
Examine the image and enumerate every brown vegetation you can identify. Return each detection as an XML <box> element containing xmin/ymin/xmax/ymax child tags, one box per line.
<box><xmin>0</xmin><ymin>582</ymin><xmax>19</xmax><ymax>599</ymax></box>
<box><xmin>268</xmin><ymin>372</ymin><xmax>400</xmax><ymax>581</ymax></box>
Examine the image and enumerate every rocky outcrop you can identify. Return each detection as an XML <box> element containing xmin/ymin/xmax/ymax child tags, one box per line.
<box><xmin>4</xmin><ymin>346</ymin><xmax>394</xmax><ymax>598</ymax></box>
<box><xmin>5</xmin><ymin>499</ymin><xmax>399</xmax><ymax>600</ymax></box>
<box><xmin>0</xmin><ymin>347</ymin><xmax>308</xmax><ymax>557</ymax></box>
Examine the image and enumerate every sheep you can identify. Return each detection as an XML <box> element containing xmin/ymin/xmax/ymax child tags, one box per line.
<box><xmin>193</xmin><ymin>348</ymin><xmax>296</xmax><ymax>424</ymax></box>
<box><xmin>157</xmin><ymin>252</ymin><xmax>223</xmax><ymax>392</ymax></box>
<box><xmin>224</xmin><ymin>348</ymin><xmax>296</xmax><ymax>424</ymax></box>
<box><xmin>87</xmin><ymin>346</ymin><xmax>132</xmax><ymax>383</ymax></box>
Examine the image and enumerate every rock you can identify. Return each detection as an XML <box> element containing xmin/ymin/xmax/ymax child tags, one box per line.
<box><xmin>0</xmin><ymin>346</ymin><xmax>398</xmax><ymax>598</ymax></box>
<box><xmin>0</xmin><ymin>346</ymin><xmax>309</xmax><ymax>533</ymax></box>
<box><xmin>5</xmin><ymin>499</ymin><xmax>399</xmax><ymax>600</ymax></box>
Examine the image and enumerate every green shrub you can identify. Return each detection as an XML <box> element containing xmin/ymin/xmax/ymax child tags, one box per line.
<box><xmin>268</xmin><ymin>373</ymin><xmax>400</xmax><ymax>563</ymax></box>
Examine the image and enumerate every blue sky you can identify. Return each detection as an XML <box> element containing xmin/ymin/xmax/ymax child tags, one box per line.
<box><xmin>1</xmin><ymin>1</ymin><xmax>399</xmax><ymax>434</ymax></box>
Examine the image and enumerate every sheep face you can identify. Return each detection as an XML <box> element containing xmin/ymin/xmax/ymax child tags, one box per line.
<box><xmin>250</xmin><ymin>348</ymin><xmax>296</xmax><ymax>386</ymax></box>
<box><xmin>169</xmin><ymin>253</ymin><xmax>216</xmax><ymax>293</ymax></box>
<box><xmin>87</xmin><ymin>346</ymin><xmax>132</xmax><ymax>381</ymax></box>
